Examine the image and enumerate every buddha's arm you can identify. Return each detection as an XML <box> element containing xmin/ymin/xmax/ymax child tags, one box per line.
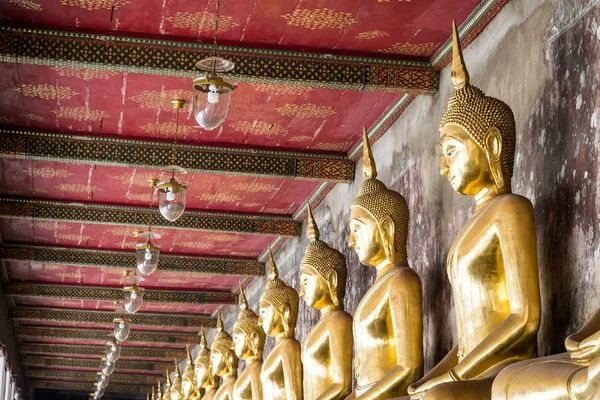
<box><xmin>452</xmin><ymin>204</ymin><xmax>541</xmax><ymax>379</ymax></box>
<box><xmin>408</xmin><ymin>346</ymin><xmax>459</xmax><ymax>394</ymax></box>
<box><xmin>316</xmin><ymin>316</ymin><xmax>353</xmax><ymax>400</ymax></box>
<box><xmin>357</xmin><ymin>273</ymin><xmax>423</xmax><ymax>400</ymax></box>
<box><xmin>566</xmin><ymin>309</ymin><xmax>600</xmax><ymax>355</ymax></box>
<box><xmin>282</xmin><ymin>341</ymin><xmax>303</xmax><ymax>400</ymax></box>
<box><xmin>250</xmin><ymin>366</ymin><xmax>263</xmax><ymax>400</ymax></box>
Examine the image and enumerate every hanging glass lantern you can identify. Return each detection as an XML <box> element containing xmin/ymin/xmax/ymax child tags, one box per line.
<box><xmin>155</xmin><ymin>166</ymin><xmax>188</xmax><ymax>222</ymax></box>
<box><xmin>105</xmin><ymin>338</ymin><xmax>121</xmax><ymax>362</ymax></box>
<box><xmin>101</xmin><ymin>357</ymin><xmax>115</xmax><ymax>376</ymax></box>
<box><xmin>123</xmin><ymin>283</ymin><xmax>144</xmax><ymax>314</ymax></box>
<box><xmin>135</xmin><ymin>230</ymin><xmax>161</xmax><ymax>276</ymax></box>
<box><xmin>97</xmin><ymin>372</ymin><xmax>109</xmax><ymax>389</ymax></box>
<box><xmin>192</xmin><ymin>57</ymin><xmax>235</xmax><ymax>131</ymax></box>
<box><xmin>113</xmin><ymin>317</ymin><xmax>131</xmax><ymax>342</ymax></box>
<box><xmin>93</xmin><ymin>384</ymin><xmax>105</xmax><ymax>398</ymax></box>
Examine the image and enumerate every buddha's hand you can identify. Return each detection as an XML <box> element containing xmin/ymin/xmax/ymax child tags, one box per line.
<box><xmin>344</xmin><ymin>391</ymin><xmax>356</xmax><ymax>400</ymax></box>
<box><xmin>407</xmin><ymin>373</ymin><xmax>453</xmax><ymax>397</ymax></box>
<box><xmin>570</xmin><ymin>331</ymin><xmax>600</xmax><ymax>360</ymax></box>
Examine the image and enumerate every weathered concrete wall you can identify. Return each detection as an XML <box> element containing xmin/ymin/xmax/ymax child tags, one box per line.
<box><xmin>205</xmin><ymin>0</ymin><xmax>600</xmax><ymax>377</ymax></box>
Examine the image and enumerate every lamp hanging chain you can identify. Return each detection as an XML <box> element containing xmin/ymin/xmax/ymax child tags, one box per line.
<box><xmin>171</xmin><ymin>106</ymin><xmax>180</xmax><ymax>166</ymax></box>
<box><xmin>147</xmin><ymin>184</ymin><xmax>154</xmax><ymax>232</ymax></box>
<box><xmin>212</xmin><ymin>0</ymin><xmax>220</xmax><ymax>57</ymax></box>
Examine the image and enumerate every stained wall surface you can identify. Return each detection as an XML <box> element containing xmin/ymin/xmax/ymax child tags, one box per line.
<box><xmin>205</xmin><ymin>0</ymin><xmax>600</xmax><ymax>376</ymax></box>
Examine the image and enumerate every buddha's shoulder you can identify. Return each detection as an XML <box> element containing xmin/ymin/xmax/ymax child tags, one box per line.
<box><xmin>325</xmin><ymin>309</ymin><xmax>353</xmax><ymax>324</ymax></box>
<box><xmin>279</xmin><ymin>337</ymin><xmax>301</xmax><ymax>351</ymax></box>
<box><xmin>487</xmin><ymin>194</ymin><xmax>535</xmax><ymax>219</ymax></box>
<box><xmin>386</xmin><ymin>266</ymin><xmax>421</xmax><ymax>287</ymax></box>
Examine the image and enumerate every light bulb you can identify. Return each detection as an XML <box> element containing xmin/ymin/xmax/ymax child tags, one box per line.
<box><xmin>130</xmin><ymin>291</ymin><xmax>137</xmax><ymax>300</ymax></box>
<box><xmin>144</xmin><ymin>248</ymin><xmax>152</xmax><ymax>260</ymax></box>
<box><xmin>166</xmin><ymin>191</ymin><xmax>177</xmax><ymax>201</ymax></box>
<box><xmin>208</xmin><ymin>84</ymin><xmax>219</xmax><ymax>104</ymax></box>
<box><xmin>111</xmin><ymin>346</ymin><xmax>116</xmax><ymax>351</ymax></box>
<box><xmin>119</xmin><ymin>322</ymin><xmax>125</xmax><ymax>328</ymax></box>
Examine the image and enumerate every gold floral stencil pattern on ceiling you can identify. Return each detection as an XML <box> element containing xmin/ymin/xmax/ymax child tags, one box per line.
<box><xmin>230</xmin><ymin>121</ymin><xmax>285</xmax><ymax>136</ymax></box>
<box><xmin>356</xmin><ymin>30</ymin><xmax>389</xmax><ymax>40</ymax></box>
<box><xmin>55</xmin><ymin>184</ymin><xmax>100</xmax><ymax>194</ymax></box>
<box><xmin>241</xmin><ymin>203</ymin><xmax>263</xmax><ymax>208</ymax></box>
<box><xmin>166</xmin><ymin>11</ymin><xmax>240</xmax><ymax>33</ymax></box>
<box><xmin>16</xmin><ymin>84</ymin><xmax>77</xmax><ymax>100</ymax></box>
<box><xmin>202</xmin><ymin>233</ymin><xmax>243</xmax><ymax>242</ymax></box>
<box><xmin>59</xmin><ymin>0</ymin><xmax>129</xmax><ymax>11</ymax></box>
<box><xmin>34</xmin><ymin>222</ymin><xmax>71</xmax><ymax>231</ymax></box>
<box><xmin>57</xmin><ymin>234</ymin><xmax>92</xmax><ymax>241</ymax></box>
<box><xmin>122</xmin><ymin>193</ymin><xmax>151</xmax><ymax>202</ymax></box>
<box><xmin>276</xmin><ymin>104</ymin><xmax>336</xmax><ymax>118</ymax></box>
<box><xmin>0</xmin><ymin>117</ymin><xmax>15</xmax><ymax>124</ymax></box>
<box><xmin>129</xmin><ymin>90</ymin><xmax>192</xmax><ymax>112</ymax></box>
<box><xmin>288</xmin><ymin>135</ymin><xmax>314</xmax><ymax>142</ymax></box>
<box><xmin>112</xmin><ymin>172</ymin><xmax>158</xmax><ymax>187</ymax></box>
<box><xmin>232</xmin><ymin>182</ymin><xmax>278</xmax><ymax>193</ymax></box>
<box><xmin>215</xmin><ymin>249</ymin><xmax>255</xmax><ymax>257</ymax></box>
<box><xmin>177</xmin><ymin>242</ymin><xmax>214</xmax><ymax>250</ymax></box>
<box><xmin>250</xmin><ymin>84</ymin><xmax>311</xmax><ymax>96</ymax></box>
<box><xmin>28</xmin><ymin>168</ymin><xmax>73</xmax><ymax>179</ymax></box>
<box><xmin>0</xmin><ymin>190</ymin><xmax>23</xmax><ymax>196</ymax></box>
<box><xmin>141</xmin><ymin>122</ymin><xmax>196</xmax><ymax>136</ymax></box>
<box><xmin>58</xmin><ymin>272</ymin><xmax>87</xmax><ymax>280</ymax></box>
<box><xmin>54</xmin><ymin>67</ymin><xmax>119</xmax><ymax>80</ymax></box>
<box><xmin>106</xmin><ymin>226</ymin><xmax>163</xmax><ymax>237</ymax></box>
<box><xmin>195</xmin><ymin>193</ymin><xmax>243</xmax><ymax>203</ymax></box>
<box><xmin>311</xmin><ymin>142</ymin><xmax>352</xmax><ymax>152</ymax></box>
<box><xmin>43</xmin><ymin>264</ymin><xmax>68</xmax><ymax>271</ymax></box>
<box><xmin>263</xmin><ymin>207</ymin><xmax>293</xmax><ymax>214</ymax></box>
<box><xmin>281</xmin><ymin>8</ymin><xmax>355</xmax><ymax>30</ymax></box>
<box><xmin>53</xmin><ymin>107</ymin><xmax>110</xmax><ymax>122</ymax></box>
<box><xmin>22</xmin><ymin>113</ymin><xmax>44</xmax><ymax>122</ymax></box>
<box><xmin>379</xmin><ymin>42</ymin><xmax>440</xmax><ymax>57</ymax></box>
<box><xmin>9</xmin><ymin>0</ymin><xmax>42</xmax><ymax>11</ymax></box>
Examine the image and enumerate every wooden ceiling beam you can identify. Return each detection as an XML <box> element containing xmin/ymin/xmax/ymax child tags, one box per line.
<box><xmin>0</xmin><ymin>128</ymin><xmax>355</xmax><ymax>183</ymax></box>
<box><xmin>27</xmin><ymin>369</ymin><xmax>159</xmax><ymax>385</ymax></box>
<box><xmin>23</xmin><ymin>356</ymin><xmax>172</xmax><ymax>374</ymax></box>
<box><xmin>30</xmin><ymin>380</ymin><xmax>151</xmax><ymax>395</ymax></box>
<box><xmin>0</xmin><ymin>196</ymin><xmax>300</xmax><ymax>237</ymax></box>
<box><xmin>10</xmin><ymin>307</ymin><xmax>214</xmax><ymax>329</ymax></box>
<box><xmin>20</xmin><ymin>343</ymin><xmax>186</xmax><ymax>359</ymax></box>
<box><xmin>5</xmin><ymin>283</ymin><xmax>237</xmax><ymax>305</ymax></box>
<box><xmin>0</xmin><ymin>243</ymin><xmax>264</xmax><ymax>276</ymax></box>
<box><xmin>0</xmin><ymin>24</ymin><xmax>438</xmax><ymax>94</ymax></box>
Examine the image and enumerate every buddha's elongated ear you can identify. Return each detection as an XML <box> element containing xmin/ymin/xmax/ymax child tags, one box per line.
<box><xmin>484</xmin><ymin>127</ymin><xmax>505</xmax><ymax>189</ymax></box>
<box><xmin>250</xmin><ymin>330</ymin><xmax>260</xmax><ymax>354</ymax></box>
<box><xmin>326</xmin><ymin>269</ymin><xmax>339</xmax><ymax>307</ymax></box>
<box><xmin>378</xmin><ymin>215</ymin><xmax>396</xmax><ymax>263</ymax></box>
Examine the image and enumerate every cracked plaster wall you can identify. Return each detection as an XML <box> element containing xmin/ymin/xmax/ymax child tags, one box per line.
<box><xmin>200</xmin><ymin>0</ymin><xmax>600</xmax><ymax>377</ymax></box>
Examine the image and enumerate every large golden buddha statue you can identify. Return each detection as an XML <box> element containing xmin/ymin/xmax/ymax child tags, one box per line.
<box><xmin>491</xmin><ymin>309</ymin><xmax>600</xmax><ymax>399</ymax></box>
<box><xmin>232</xmin><ymin>284</ymin><xmax>265</xmax><ymax>400</ymax></box>
<box><xmin>211</xmin><ymin>310</ymin><xmax>238</xmax><ymax>400</ymax></box>
<box><xmin>406</xmin><ymin>22</ymin><xmax>542</xmax><ymax>400</ymax></box>
<box><xmin>299</xmin><ymin>204</ymin><xmax>352</xmax><ymax>400</ymax></box>
<box><xmin>182</xmin><ymin>345</ymin><xmax>200</xmax><ymax>400</ymax></box>
<box><xmin>195</xmin><ymin>328</ymin><xmax>219</xmax><ymax>400</ymax></box>
<box><xmin>346</xmin><ymin>128</ymin><xmax>423</xmax><ymax>399</ymax></box>
<box><xmin>259</xmin><ymin>248</ymin><xmax>303</xmax><ymax>400</ymax></box>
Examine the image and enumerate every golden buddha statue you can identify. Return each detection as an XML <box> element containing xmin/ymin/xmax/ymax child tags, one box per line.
<box><xmin>157</xmin><ymin>381</ymin><xmax>163</xmax><ymax>400</ymax></box>
<box><xmin>491</xmin><ymin>308</ymin><xmax>600</xmax><ymax>399</ymax></box>
<box><xmin>183</xmin><ymin>345</ymin><xmax>200</xmax><ymax>400</ymax></box>
<box><xmin>299</xmin><ymin>204</ymin><xmax>352</xmax><ymax>400</ymax></box>
<box><xmin>346</xmin><ymin>128</ymin><xmax>423</xmax><ymax>400</ymax></box>
<box><xmin>405</xmin><ymin>21</ymin><xmax>542</xmax><ymax>400</ymax></box>
<box><xmin>194</xmin><ymin>328</ymin><xmax>219</xmax><ymax>400</ymax></box>
<box><xmin>211</xmin><ymin>310</ymin><xmax>238</xmax><ymax>400</ymax></box>
<box><xmin>232</xmin><ymin>284</ymin><xmax>265</xmax><ymax>400</ymax></box>
<box><xmin>170</xmin><ymin>360</ymin><xmax>185</xmax><ymax>400</ymax></box>
<box><xmin>162</xmin><ymin>369</ymin><xmax>172</xmax><ymax>400</ymax></box>
<box><xmin>259</xmin><ymin>248</ymin><xmax>303</xmax><ymax>400</ymax></box>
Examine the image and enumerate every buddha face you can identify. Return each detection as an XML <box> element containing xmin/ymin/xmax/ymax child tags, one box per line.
<box><xmin>210</xmin><ymin>349</ymin><xmax>228</xmax><ymax>377</ymax></box>
<box><xmin>439</xmin><ymin>124</ymin><xmax>494</xmax><ymax>195</ymax></box>
<box><xmin>233</xmin><ymin>328</ymin><xmax>252</xmax><ymax>359</ymax></box>
<box><xmin>299</xmin><ymin>265</ymin><xmax>331</xmax><ymax>309</ymax></box>
<box><xmin>349</xmin><ymin>207</ymin><xmax>388</xmax><ymax>267</ymax></box>
<box><xmin>258</xmin><ymin>300</ymin><xmax>284</xmax><ymax>337</ymax></box>
<box><xmin>182</xmin><ymin>374</ymin><xmax>194</xmax><ymax>398</ymax></box>
<box><xmin>194</xmin><ymin>363</ymin><xmax>209</xmax><ymax>388</ymax></box>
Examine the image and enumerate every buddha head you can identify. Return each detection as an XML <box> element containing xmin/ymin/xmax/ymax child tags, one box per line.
<box><xmin>194</xmin><ymin>328</ymin><xmax>215</xmax><ymax>389</ymax></box>
<box><xmin>259</xmin><ymin>248</ymin><xmax>299</xmax><ymax>338</ymax></box>
<box><xmin>210</xmin><ymin>310</ymin><xmax>238</xmax><ymax>378</ymax></box>
<box><xmin>439</xmin><ymin>21</ymin><xmax>516</xmax><ymax>196</ymax></box>
<box><xmin>233</xmin><ymin>283</ymin><xmax>265</xmax><ymax>360</ymax></box>
<box><xmin>349</xmin><ymin>128</ymin><xmax>409</xmax><ymax>267</ymax></box>
<box><xmin>169</xmin><ymin>360</ymin><xmax>184</xmax><ymax>400</ymax></box>
<box><xmin>181</xmin><ymin>345</ymin><xmax>196</xmax><ymax>399</ymax></box>
<box><xmin>299</xmin><ymin>204</ymin><xmax>347</xmax><ymax>310</ymax></box>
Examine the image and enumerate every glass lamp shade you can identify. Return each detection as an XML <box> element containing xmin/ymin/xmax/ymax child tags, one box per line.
<box><xmin>193</xmin><ymin>75</ymin><xmax>234</xmax><ymax>131</ymax></box>
<box><xmin>101</xmin><ymin>359</ymin><xmax>115</xmax><ymax>376</ymax></box>
<box><xmin>136</xmin><ymin>240</ymin><xmax>160</xmax><ymax>276</ymax></box>
<box><xmin>105</xmin><ymin>339</ymin><xmax>121</xmax><ymax>362</ymax></box>
<box><xmin>156</xmin><ymin>179</ymin><xmax>187</xmax><ymax>222</ymax></box>
<box><xmin>113</xmin><ymin>318</ymin><xmax>131</xmax><ymax>342</ymax></box>
<box><xmin>94</xmin><ymin>383</ymin><xmax>105</xmax><ymax>397</ymax></box>
<box><xmin>123</xmin><ymin>285</ymin><xmax>144</xmax><ymax>314</ymax></box>
<box><xmin>97</xmin><ymin>373</ymin><xmax>109</xmax><ymax>388</ymax></box>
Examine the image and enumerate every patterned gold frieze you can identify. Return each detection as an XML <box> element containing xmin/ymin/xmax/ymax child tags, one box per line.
<box><xmin>55</xmin><ymin>183</ymin><xmax>99</xmax><ymax>194</ymax></box>
<box><xmin>23</xmin><ymin>356</ymin><xmax>172</xmax><ymax>373</ymax></box>
<box><xmin>0</xmin><ymin>243</ymin><xmax>264</xmax><ymax>276</ymax></box>
<box><xmin>9</xmin><ymin>0</ymin><xmax>42</xmax><ymax>11</ymax></box>
<box><xmin>250</xmin><ymin>84</ymin><xmax>311</xmax><ymax>96</ymax></box>
<box><xmin>141</xmin><ymin>121</ymin><xmax>196</xmax><ymax>136</ymax></box>
<box><xmin>28</xmin><ymin>167</ymin><xmax>73</xmax><ymax>179</ymax></box>
<box><xmin>288</xmin><ymin>135</ymin><xmax>314</xmax><ymax>142</ymax></box>
<box><xmin>34</xmin><ymin>221</ymin><xmax>70</xmax><ymax>231</ymax></box>
<box><xmin>27</xmin><ymin>369</ymin><xmax>156</xmax><ymax>383</ymax></box>
<box><xmin>54</xmin><ymin>66</ymin><xmax>118</xmax><ymax>80</ymax></box>
<box><xmin>112</xmin><ymin>171</ymin><xmax>158</xmax><ymax>187</ymax></box>
<box><xmin>379</xmin><ymin>42</ymin><xmax>440</xmax><ymax>57</ymax></box>
<box><xmin>177</xmin><ymin>241</ymin><xmax>214</xmax><ymax>250</ymax></box>
<box><xmin>16</xmin><ymin>84</ymin><xmax>77</xmax><ymax>100</ymax></box>
<box><xmin>195</xmin><ymin>193</ymin><xmax>243</xmax><ymax>203</ymax></box>
<box><xmin>231</xmin><ymin>121</ymin><xmax>285</xmax><ymax>136</ymax></box>
<box><xmin>232</xmin><ymin>182</ymin><xmax>278</xmax><ymax>193</ymax></box>
<box><xmin>21</xmin><ymin>343</ymin><xmax>186</xmax><ymax>359</ymax></box>
<box><xmin>59</xmin><ymin>0</ymin><xmax>129</xmax><ymax>11</ymax></box>
<box><xmin>281</xmin><ymin>8</ymin><xmax>355</xmax><ymax>30</ymax></box>
<box><xmin>311</xmin><ymin>142</ymin><xmax>352</xmax><ymax>152</ymax></box>
<box><xmin>201</xmin><ymin>233</ymin><xmax>243</xmax><ymax>242</ymax></box>
<box><xmin>129</xmin><ymin>90</ymin><xmax>192</xmax><ymax>112</ymax></box>
<box><xmin>166</xmin><ymin>11</ymin><xmax>239</xmax><ymax>33</ymax></box>
<box><xmin>276</xmin><ymin>103</ymin><xmax>336</xmax><ymax>118</ymax></box>
<box><xmin>356</xmin><ymin>30</ymin><xmax>389</xmax><ymax>40</ymax></box>
<box><xmin>53</xmin><ymin>107</ymin><xmax>110</xmax><ymax>122</ymax></box>
<box><xmin>31</xmin><ymin>380</ymin><xmax>152</xmax><ymax>394</ymax></box>
<box><xmin>0</xmin><ymin>117</ymin><xmax>16</xmax><ymax>125</ymax></box>
<box><xmin>22</xmin><ymin>113</ymin><xmax>44</xmax><ymax>121</ymax></box>
<box><xmin>56</xmin><ymin>233</ymin><xmax>92</xmax><ymax>241</ymax></box>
